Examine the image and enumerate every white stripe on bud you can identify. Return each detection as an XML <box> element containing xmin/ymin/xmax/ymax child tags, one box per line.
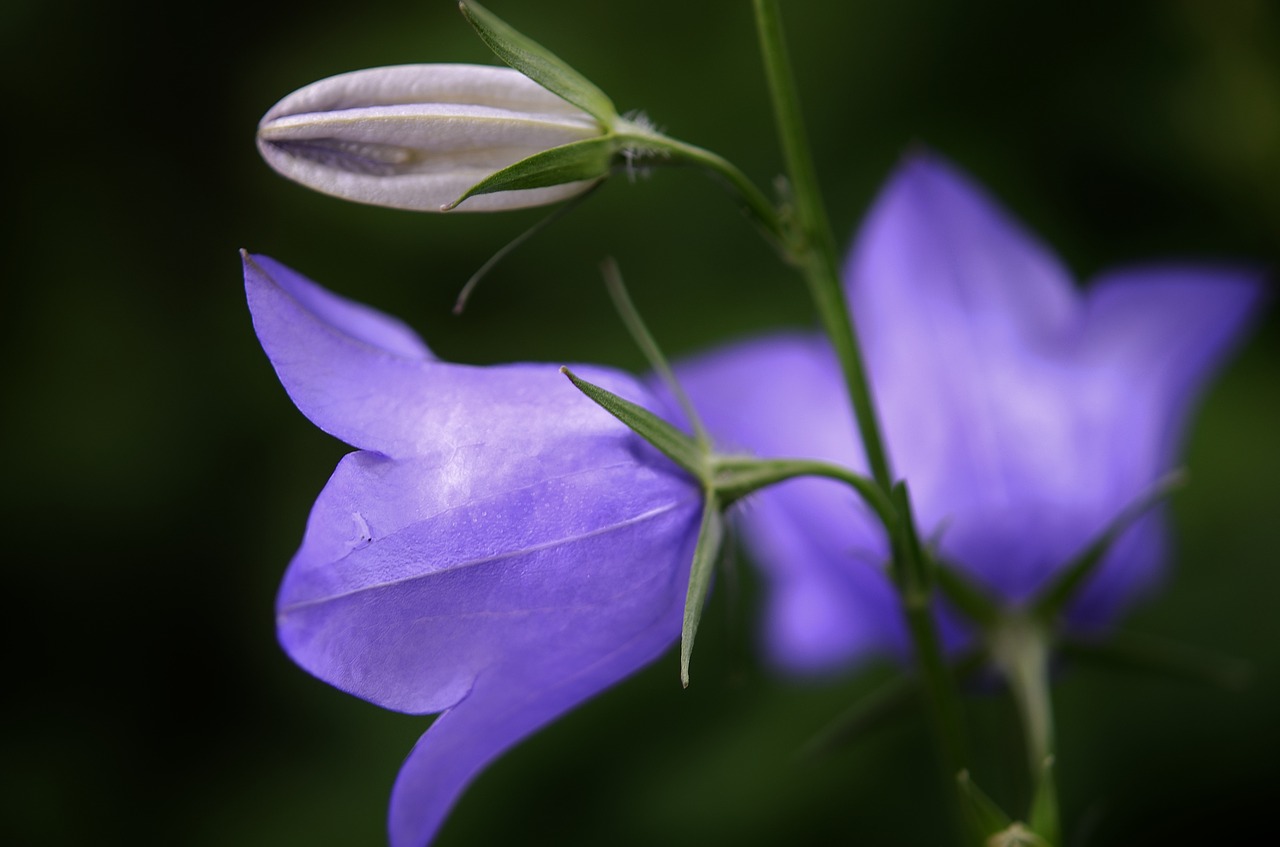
<box><xmin>257</xmin><ymin>64</ymin><xmax>603</xmax><ymax>212</ymax></box>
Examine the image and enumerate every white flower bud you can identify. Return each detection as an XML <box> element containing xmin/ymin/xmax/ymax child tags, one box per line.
<box><xmin>257</xmin><ymin>64</ymin><xmax>603</xmax><ymax>212</ymax></box>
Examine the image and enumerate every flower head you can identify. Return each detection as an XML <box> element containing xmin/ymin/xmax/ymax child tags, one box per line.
<box><xmin>675</xmin><ymin>155</ymin><xmax>1263</xmax><ymax>671</ymax></box>
<box><xmin>244</xmin><ymin>253</ymin><xmax>701</xmax><ymax>845</ymax></box>
<box><xmin>257</xmin><ymin>64</ymin><xmax>604</xmax><ymax>211</ymax></box>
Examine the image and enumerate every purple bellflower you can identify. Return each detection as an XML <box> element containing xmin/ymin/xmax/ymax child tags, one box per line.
<box><xmin>675</xmin><ymin>155</ymin><xmax>1263</xmax><ymax>672</ymax></box>
<box><xmin>244</xmin><ymin>253</ymin><xmax>702</xmax><ymax>846</ymax></box>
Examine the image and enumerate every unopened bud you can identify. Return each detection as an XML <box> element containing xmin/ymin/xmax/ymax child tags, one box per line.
<box><xmin>257</xmin><ymin>64</ymin><xmax>604</xmax><ymax>211</ymax></box>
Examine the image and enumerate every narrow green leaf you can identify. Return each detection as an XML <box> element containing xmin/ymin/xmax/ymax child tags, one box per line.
<box><xmin>800</xmin><ymin>652</ymin><xmax>985</xmax><ymax>761</ymax></box>
<box><xmin>797</xmin><ymin>671</ymin><xmax>918</xmax><ymax>760</ymax></box>
<box><xmin>1032</xmin><ymin>470</ymin><xmax>1186</xmax><ymax>621</ymax></box>
<box><xmin>1027</xmin><ymin>757</ymin><xmax>1060</xmax><ymax>846</ymax></box>
<box><xmin>600</xmin><ymin>258</ymin><xmax>711</xmax><ymax>452</ymax></box>
<box><xmin>459</xmin><ymin>1</ymin><xmax>617</xmax><ymax>124</ymax></box>
<box><xmin>680</xmin><ymin>492</ymin><xmax>723</xmax><ymax>688</ymax></box>
<box><xmin>934</xmin><ymin>563</ymin><xmax>1001</xmax><ymax>629</ymax></box>
<box><xmin>956</xmin><ymin>770</ymin><xmax>1013</xmax><ymax>846</ymax></box>
<box><xmin>453</xmin><ymin>183</ymin><xmax>601</xmax><ymax>313</ymax></box>
<box><xmin>710</xmin><ymin>455</ymin><xmax>895</xmax><ymax>527</ymax></box>
<box><xmin>1060</xmin><ymin>631</ymin><xmax>1251</xmax><ymax>691</ymax></box>
<box><xmin>560</xmin><ymin>367</ymin><xmax>706</xmax><ymax>479</ymax></box>
<box><xmin>446</xmin><ymin>136</ymin><xmax>617</xmax><ymax>210</ymax></box>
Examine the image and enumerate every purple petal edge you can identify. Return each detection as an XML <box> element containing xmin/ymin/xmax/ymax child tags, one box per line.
<box><xmin>387</xmin><ymin>593</ymin><xmax>690</xmax><ymax>847</ymax></box>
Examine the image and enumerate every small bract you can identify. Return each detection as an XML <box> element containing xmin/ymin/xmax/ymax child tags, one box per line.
<box><xmin>256</xmin><ymin>64</ymin><xmax>604</xmax><ymax>211</ymax></box>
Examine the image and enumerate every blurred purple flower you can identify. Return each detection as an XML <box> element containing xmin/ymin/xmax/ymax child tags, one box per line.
<box><xmin>675</xmin><ymin>155</ymin><xmax>1263</xmax><ymax>672</ymax></box>
<box><xmin>244</xmin><ymin>253</ymin><xmax>701</xmax><ymax>846</ymax></box>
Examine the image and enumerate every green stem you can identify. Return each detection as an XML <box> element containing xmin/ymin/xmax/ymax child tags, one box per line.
<box><xmin>905</xmin><ymin>593</ymin><xmax>967</xmax><ymax>771</ymax></box>
<box><xmin>711</xmin><ymin>455</ymin><xmax>896</xmax><ymax>527</ymax></box>
<box><xmin>992</xmin><ymin>617</ymin><xmax>1054</xmax><ymax>772</ymax></box>
<box><xmin>615</xmin><ymin>121</ymin><xmax>787</xmax><ymax>251</ymax></box>
<box><xmin>752</xmin><ymin>0</ymin><xmax>968</xmax><ymax>776</ymax></box>
<box><xmin>891</xmin><ymin>483</ymin><xmax>969</xmax><ymax>775</ymax></box>
<box><xmin>990</xmin><ymin>616</ymin><xmax>1060</xmax><ymax>843</ymax></box>
<box><xmin>750</xmin><ymin>0</ymin><xmax>892</xmax><ymax>492</ymax></box>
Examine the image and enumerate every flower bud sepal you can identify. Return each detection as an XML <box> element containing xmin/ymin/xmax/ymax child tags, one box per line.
<box><xmin>457</xmin><ymin>1</ymin><xmax>787</xmax><ymax>239</ymax></box>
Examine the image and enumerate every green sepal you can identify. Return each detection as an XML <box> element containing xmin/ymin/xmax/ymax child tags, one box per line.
<box><xmin>446</xmin><ymin>136</ymin><xmax>619</xmax><ymax>210</ymax></box>
<box><xmin>556</xmin><ymin>365</ymin><xmax>724</xmax><ymax>690</ymax></box>
<box><xmin>599</xmin><ymin>258</ymin><xmax>712</xmax><ymax>452</ymax></box>
<box><xmin>1059</xmin><ymin>631</ymin><xmax>1251</xmax><ymax>691</ymax></box>
<box><xmin>558</xmin><ymin>368</ymin><xmax>896</xmax><ymax>532</ymax></box>
<box><xmin>1031</xmin><ymin>470</ymin><xmax>1185</xmax><ymax>622</ymax></box>
<box><xmin>680</xmin><ymin>491</ymin><xmax>723</xmax><ymax>687</ymax></box>
<box><xmin>956</xmin><ymin>770</ymin><xmax>1013</xmax><ymax>846</ymax></box>
<box><xmin>459</xmin><ymin>1</ymin><xmax>617</xmax><ymax>124</ymax></box>
<box><xmin>957</xmin><ymin>769</ymin><xmax>1054</xmax><ymax>846</ymax></box>
<box><xmin>986</xmin><ymin>824</ymin><xmax>1053</xmax><ymax>847</ymax></box>
<box><xmin>710</xmin><ymin>455</ymin><xmax>894</xmax><ymax>525</ymax></box>
<box><xmin>1027</xmin><ymin>757</ymin><xmax>1060</xmax><ymax>846</ymax></box>
<box><xmin>559</xmin><ymin>367</ymin><xmax>706</xmax><ymax>478</ymax></box>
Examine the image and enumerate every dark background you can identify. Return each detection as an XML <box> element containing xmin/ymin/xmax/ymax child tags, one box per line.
<box><xmin>3</xmin><ymin>0</ymin><xmax>1277</xmax><ymax>844</ymax></box>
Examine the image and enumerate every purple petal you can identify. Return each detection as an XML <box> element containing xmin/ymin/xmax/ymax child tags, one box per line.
<box><xmin>849</xmin><ymin>154</ymin><xmax>1078</xmax><ymax>359</ymax></box>
<box><xmin>277</xmin><ymin>447</ymin><xmax>700</xmax><ymax>713</ymax></box>
<box><xmin>1076</xmin><ymin>263</ymin><xmax>1264</xmax><ymax>480</ymax></box>
<box><xmin>386</xmin><ymin>596</ymin><xmax>686</xmax><ymax>847</ymax></box>
<box><xmin>245</xmin><ymin>252</ymin><xmax>432</xmax><ymax>359</ymax></box>
<box><xmin>1063</xmin><ymin>263</ymin><xmax>1265</xmax><ymax>624</ymax></box>
<box><xmin>245</xmin><ymin>252</ymin><xmax>656</xmax><ymax>458</ymax></box>
<box><xmin>847</xmin><ymin>158</ymin><xmax>1265</xmax><ymax>605</ymax></box>
<box><xmin>278</xmin><ymin>446</ymin><xmax>700</xmax><ymax>846</ymax></box>
<box><xmin>846</xmin><ymin>155</ymin><xmax>1098</xmax><ymax>601</ymax></box>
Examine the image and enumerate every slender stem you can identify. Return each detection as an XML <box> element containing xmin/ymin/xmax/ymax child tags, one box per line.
<box><xmin>990</xmin><ymin>615</ymin><xmax>1060</xmax><ymax>842</ymax></box>
<box><xmin>750</xmin><ymin>0</ymin><xmax>891</xmax><ymax>492</ymax></box>
<box><xmin>992</xmin><ymin>617</ymin><xmax>1055</xmax><ymax>772</ymax></box>
<box><xmin>615</xmin><ymin>121</ymin><xmax>787</xmax><ymax>249</ymax></box>
<box><xmin>453</xmin><ymin>182</ymin><xmax>602</xmax><ymax>313</ymax></box>
<box><xmin>905</xmin><ymin>593</ymin><xmax>967</xmax><ymax>770</ymax></box>
<box><xmin>891</xmin><ymin>483</ymin><xmax>969</xmax><ymax>774</ymax></box>
<box><xmin>751</xmin><ymin>0</ymin><xmax>970</xmax><ymax>798</ymax></box>
<box><xmin>711</xmin><ymin>455</ymin><xmax>897</xmax><ymax>527</ymax></box>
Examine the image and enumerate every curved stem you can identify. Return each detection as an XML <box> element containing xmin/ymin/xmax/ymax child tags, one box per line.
<box><xmin>615</xmin><ymin>121</ymin><xmax>787</xmax><ymax>249</ymax></box>
<box><xmin>711</xmin><ymin>455</ymin><xmax>896</xmax><ymax>527</ymax></box>
<box><xmin>751</xmin><ymin>0</ymin><xmax>970</xmax><ymax>786</ymax></box>
<box><xmin>750</xmin><ymin>0</ymin><xmax>891</xmax><ymax>492</ymax></box>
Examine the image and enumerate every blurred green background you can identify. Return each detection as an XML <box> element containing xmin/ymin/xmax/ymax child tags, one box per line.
<box><xmin>3</xmin><ymin>0</ymin><xmax>1277</xmax><ymax>844</ymax></box>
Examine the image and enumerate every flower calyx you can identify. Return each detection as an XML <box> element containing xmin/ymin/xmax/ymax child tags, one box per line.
<box><xmin>560</xmin><ymin>366</ymin><xmax>886</xmax><ymax>687</ymax></box>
